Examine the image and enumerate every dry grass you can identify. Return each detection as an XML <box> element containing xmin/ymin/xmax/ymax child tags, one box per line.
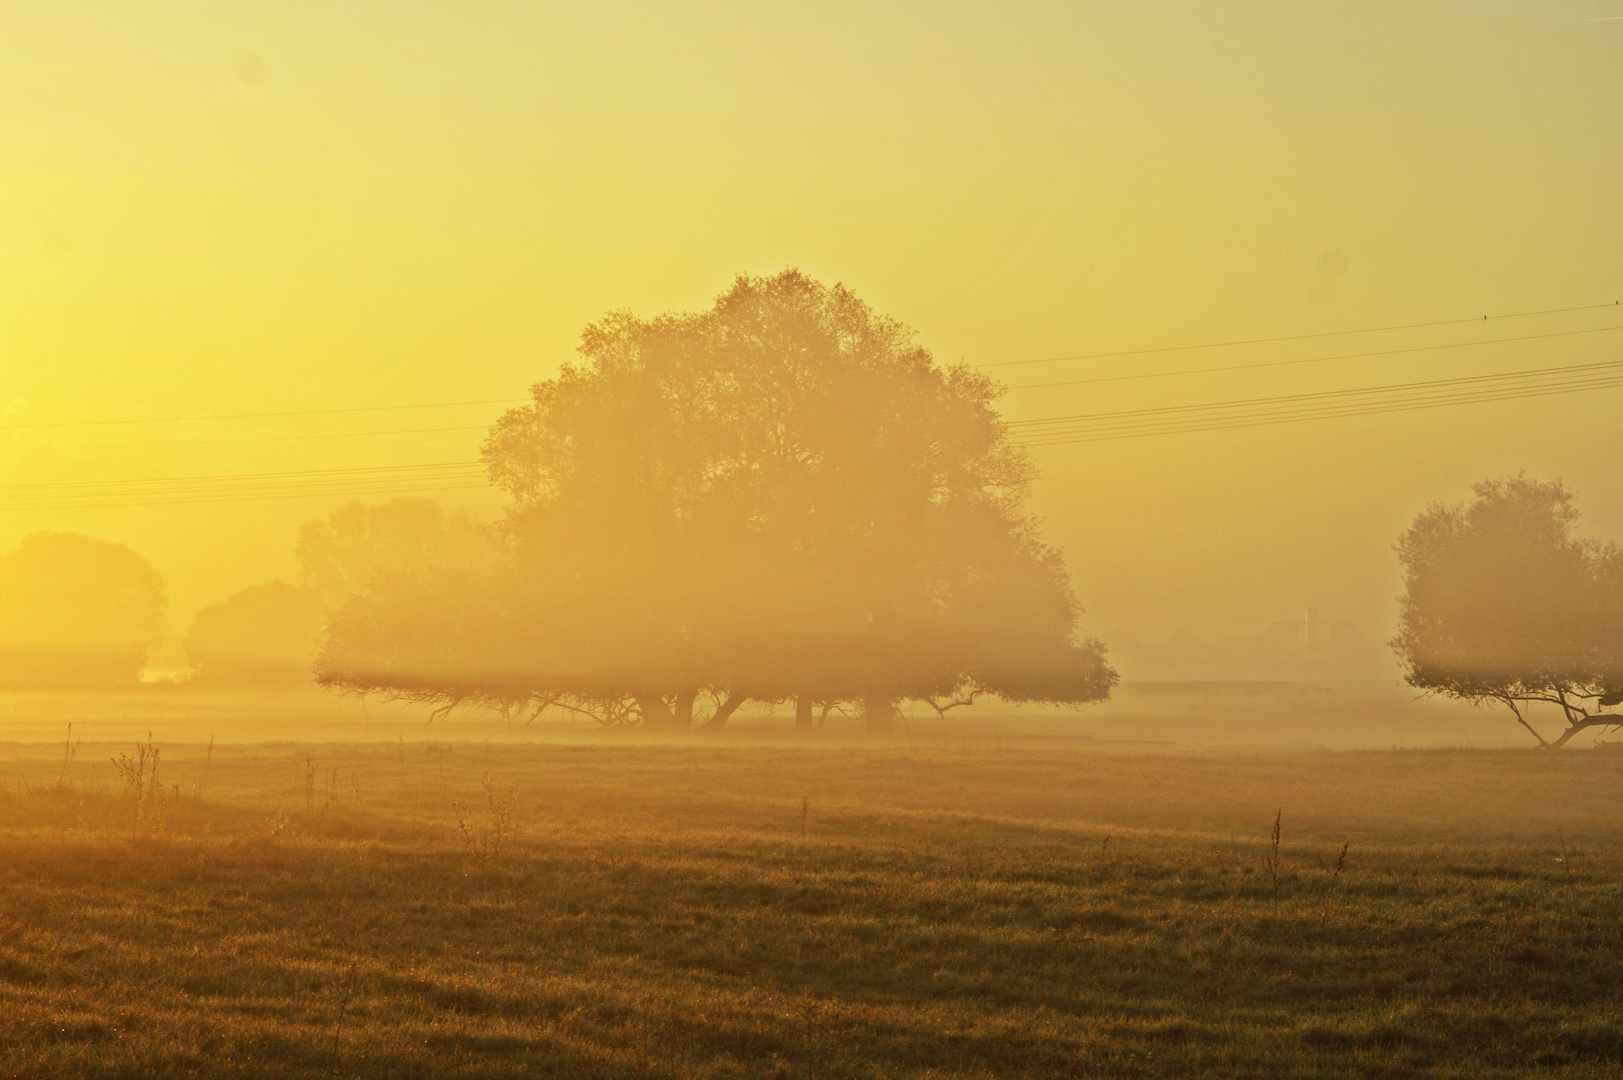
<box><xmin>2</xmin><ymin>739</ymin><xmax>1623</xmax><ymax>1077</ymax></box>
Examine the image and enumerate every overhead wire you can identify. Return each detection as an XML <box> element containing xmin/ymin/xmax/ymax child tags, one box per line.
<box><xmin>4</xmin><ymin>296</ymin><xmax>1621</xmax><ymax>496</ymax></box>
<box><xmin>0</xmin><ymin>483</ymin><xmax>494</xmax><ymax>512</ymax></box>
<box><xmin>0</xmin><ymin>461</ymin><xmax>482</xmax><ymax>491</ymax></box>
<box><xmin>1016</xmin><ymin>375</ymin><xmax>1623</xmax><ymax>445</ymax></box>
<box><xmin>0</xmin><ymin>424</ymin><xmax>491</xmax><ymax>455</ymax></box>
<box><xmin>1002</xmin><ymin>322</ymin><xmax>1623</xmax><ymax>391</ymax></box>
<box><xmin>979</xmin><ymin>299</ymin><xmax>1621</xmax><ymax>369</ymax></box>
<box><xmin>0</xmin><ymin>398</ymin><xmax>528</xmax><ymax>431</ymax></box>
<box><xmin>0</xmin><ymin>461</ymin><xmax>490</xmax><ymax>511</ymax></box>
<box><xmin>26</xmin><ymin>359</ymin><xmax>1622</xmax><ymax>501</ymax></box>
<box><xmin>1010</xmin><ymin>356</ymin><xmax>1623</xmax><ymax>445</ymax></box>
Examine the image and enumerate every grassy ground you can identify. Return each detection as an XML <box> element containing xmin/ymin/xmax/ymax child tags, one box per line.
<box><xmin>2</xmin><ymin>738</ymin><xmax>1623</xmax><ymax>1077</ymax></box>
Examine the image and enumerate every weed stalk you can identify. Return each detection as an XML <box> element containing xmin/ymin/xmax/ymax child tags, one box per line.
<box><xmin>1264</xmin><ymin>810</ymin><xmax>1282</xmax><ymax>916</ymax></box>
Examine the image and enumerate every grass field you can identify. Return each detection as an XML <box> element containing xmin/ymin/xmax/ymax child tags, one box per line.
<box><xmin>3</xmin><ymin>735</ymin><xmax>1623</xmax><ymax>1077</ymax></box>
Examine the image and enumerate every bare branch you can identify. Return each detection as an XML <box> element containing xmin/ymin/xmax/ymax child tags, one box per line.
<box><xmin>1550</xmin><ymin>714</ymin><xmax>1623</xmax><ymax>749</ymax></box>
<box><xmin>427</xmin><ymin>695</ymin><xmax>464</xmax><ymax>724</ymax></box>
<box><xmin>1553</xmin><ymin>687</ymin><xmax>1587</xmax><ymax>725</ymax></box>
<box><xmin>1496</xmin><ymin>694</ymin><xmax>1550</xmax><ymax>748</ymax></box>
<box><xmin>922</xmin><ymin>690</ymin><xmax>978</xmax><ymax>719</ymax></box>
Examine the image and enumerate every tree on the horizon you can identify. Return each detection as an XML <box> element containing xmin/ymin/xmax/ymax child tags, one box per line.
<box><xmin>184</xmin><ymin>581</ymin><xmax>324</xmax><ymax>686</ymax></box>
<box><xmin>0</xmin><ymin>532</ymin><xmax>167</xmax><ymax>689</ymax></box>
<box><xmin>317</xmin><ymin>270</ymin><xmax>1117</xmax><ymax>727</ymax></box>
<box><xmin>1393</xmin><ymin>474</ymin><xmax>1623</xmax><ymax>748</ymax></box>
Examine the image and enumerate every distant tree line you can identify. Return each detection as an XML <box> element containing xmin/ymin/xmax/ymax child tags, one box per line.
<box><xmin>0</xmin><ymin>272</ymin><xmax>1118</xmax><ymax>728</ymax></box>
<box><xmin>19</xmin><ymin>276</ymin><xmax>1623</xmax><ymax>751</ymax></box>
<box><xmin>0</xmin><ymin>503</ymin><xmax>487</xmax><ymax>692</ymax></box>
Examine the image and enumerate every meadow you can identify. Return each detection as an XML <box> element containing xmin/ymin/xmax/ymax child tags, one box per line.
<box><xmin>2</xmin><ymin>732</ymin><xmax>1622</xmax><ymax>1078</ymax></box>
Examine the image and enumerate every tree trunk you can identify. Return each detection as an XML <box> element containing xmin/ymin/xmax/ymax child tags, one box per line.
<box><xmin>863</xmin><ymin>693</ymin><xmax>895</xmax><ymax>733</ymax></box>
<box><xmin>635</xmin><ymin>694</ymin><xmax>677</xmax><ymax>727</ymax></box>
<box><xmin>673</xmin><ymin>688</ymin><xmax>698</xmax><ymax>726</ymax></box>
<box><xmin>795</xmin><ymin>695</ymin><xmax>814</xmax><ymax>732</ymax></box>
<box><xmin>703</xmin><ymin>692</ymin><xmax>746</xmax><ymax>729</ymax></box>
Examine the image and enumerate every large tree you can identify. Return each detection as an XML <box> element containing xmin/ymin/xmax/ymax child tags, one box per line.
<box><xmin>318</xmin><ymin>271</ymin><xmax>1116</xmax><ymax>727</ymax></box>
<box><xmin>1393</xmin><ymin>475</ymin><xmax>1623</xmax><ymax>747</ymax></box>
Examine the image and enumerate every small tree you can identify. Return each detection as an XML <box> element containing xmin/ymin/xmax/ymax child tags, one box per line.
<box><xmin>1393</xmin><ymin>475</ymin><xmax>1623</xmax><ymax>747</ymax></box>
<box><xmin>185</xmin><ymin>582</ymin><xmax>324</xmax><ymax>685</ymax></box>
<box><xmin>319</xmin><ymin>271</ymin><xmax>1117</xmax><ymax>726</ymax></box>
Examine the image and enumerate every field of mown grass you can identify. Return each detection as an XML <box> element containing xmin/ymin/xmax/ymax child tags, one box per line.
<box><xmin>2</xmin><ymin>737</ymin><xmax>1623</xmax><ymax>1078</ymax></box>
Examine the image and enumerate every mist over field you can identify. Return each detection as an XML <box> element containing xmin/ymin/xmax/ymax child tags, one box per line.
<box><xmin>3</xmin><ymin>2</ymin><xmax>1623</xmax><ymax>1077</ymax></box>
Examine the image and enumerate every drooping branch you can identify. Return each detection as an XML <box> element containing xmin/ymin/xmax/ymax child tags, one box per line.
<box><xmin>528</xmin><ymin>694</ymin><xmax>630</xmax><ymax>726</ymax></box>
<box><xmin>923</xmin><ymin>690</ymin><xmax>979</xmax><ymax>719</ymax></box>
<box><xmin>428</xmin><ymin>695</ymin><xmax>465</xmax><ymax>723</ymax></box>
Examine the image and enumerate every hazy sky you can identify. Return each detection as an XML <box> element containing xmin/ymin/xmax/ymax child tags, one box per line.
<box><xmin>3</xmin><ymin>1</ymin><xmax>1620</xmax><ymax>672</ymax></box>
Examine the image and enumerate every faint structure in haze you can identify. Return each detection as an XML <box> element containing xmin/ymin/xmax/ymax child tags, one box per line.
<box><xmin>296</xmin><ymin>499</ymin><xmax>489</xmax><ymax>612</ymax></box>
<box><xmin>317</xmin><ymin>270</ymin><xmax>1117</xmax><ymax>729</ymax></box>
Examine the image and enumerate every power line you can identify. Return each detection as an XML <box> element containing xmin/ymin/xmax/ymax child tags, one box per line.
<box><xmin>4</xmin><ymin>298</ymin><xmax>1614</xmax><ymax>447</ymax></box>
<box><xmin>5</xmin><ymin>298</ymin><xmax>1616</xmax><ymax>434</ymax></box>
<box><xmin>1017</xmin><ymin>375</ymin><xmax>1623</xmax><ymax>445</ymax></box>
<box><xmin>0</xmin><ymin>424</ymin><xmax>491</xmax><ymax>455</ymax></box>
<box><xmin>8</xmin><ymin>298</ymin><xmax>1623</xmax><ymax>490</ymax></box>
<box><xmin>0</xmin><ymin>460</ymin><xmax>483</xmax><ymax>494</ymax></box>
<box><xmin>0</xmin><ymin>398</ymin><xmax>528</xmax><ymax>432</ymax></box>
<box><xmin>1003</xmin><ymin>323</ymin><xmax>1623</xmax><ymax>392</ymax></box>
<box><xmin>1007</xmin><ymin>356</ymin><xmax>1623</xmax><ymax>428</ymax></box>
<box><xmin>11</xmin><ymin>365</ymin><xmax>1623</xmax><ymax>496</ymax></box>
<box><xmin>980</xmin><ymin>300</ymin><xmax>1621</xmax><ymax>370</ymax></box>
<box><xmin>0</xmin><ymin>482</ymin><xmax>493</xmax><ymax>513</ymax></box>
<box><xmin>1018</xmin><ymin>374</ymin><xmax>1623</xmax><ymax>444</ymax></box>
<box><xmin>1010</xmin><ymin>356</ymin><xmax>1623</xmax><ymax>445</ymax></box>
<box><xmin>0</xmin><ymin>461</ymin><xmax>490</xmax><ymax>511</ymax></box>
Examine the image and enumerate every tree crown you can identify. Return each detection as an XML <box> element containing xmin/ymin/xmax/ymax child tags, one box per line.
<box><xmin>319</xmin><ymin>271</ymin><xmax>1115</xmax><ymax>722</ymax></box>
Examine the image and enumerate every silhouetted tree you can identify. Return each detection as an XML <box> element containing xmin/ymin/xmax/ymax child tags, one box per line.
<box><xmin>1393</xmin><ymin>475</ymin><xmax>1623</xmax><ymax>747</ymax></box>
<box><xmin>318</xmin><ymin>271</ymin><xmax>1116</xmax><ymax>727</ymax></box>
<box><xmin>185</xmin><ymin>581</ymin><xmax>324</xmax><ymax>685</ymax></box>
<box><xmin>0</xmin><ymin>532</ymin><xmax>167</xmax><ymax>688</ymax></box>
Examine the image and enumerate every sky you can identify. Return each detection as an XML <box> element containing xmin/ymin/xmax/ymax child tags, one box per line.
<box><xmin>2</xmin><ymin>0</ymin><xmax>1621</xmax><ymax>677</ymax></box>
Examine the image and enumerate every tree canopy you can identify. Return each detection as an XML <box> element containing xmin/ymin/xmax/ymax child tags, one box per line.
<box><xmin>318</xmin><ymin>271</ymin><xmax>1116</xmax><ymax>727</ymax></box>
<box><xmin>1393</xmin><ymin>474</ymin><xmax>1623</xmax><ymax>747</ymax></box>
<box><xmin>296</xmin><ymin>499</ymin><xmax>489</xmax><ymax>611</ymax></box>
<box><xmin>0</xmin><ymin>532</ymin><xmax>167</xmax><ymax>688</ymax></box>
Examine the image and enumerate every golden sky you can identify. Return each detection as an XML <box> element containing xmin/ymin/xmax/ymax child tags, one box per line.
<box><xmin>2</xmin><ymin>1</ymin><xmax>1620</xmax><ymax>672</ymax></box>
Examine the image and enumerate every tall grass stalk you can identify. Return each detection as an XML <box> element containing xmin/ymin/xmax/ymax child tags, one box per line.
<box><xmin>1319</xmin><ymin>841</ymin><xmax>1349</xmax><ymax>925</ymax></box>
<box><xmin>1264</xmin><ymin>810</ymin><xmax>1282</xmax><ymax>916</ymax></box>
<box><xmin>110</xmin><ymin>733</ymin><xmax>164</xmax><ymax>827</ymax></box>
<box><xmin>454</xmin><ymin>772</ymin><xmax>518</xmax><ymax>860</ymax></box>
<box><xmin>55</xmin><ymin>723</ymin><xmax>78</xmax><ymax>792</ymax></box>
